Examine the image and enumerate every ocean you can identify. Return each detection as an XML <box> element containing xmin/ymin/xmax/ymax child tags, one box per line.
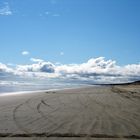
<box><xmin>0</xmin><ymin>78</ymin><xmax>87</xmax><ymax>94</ymax></box>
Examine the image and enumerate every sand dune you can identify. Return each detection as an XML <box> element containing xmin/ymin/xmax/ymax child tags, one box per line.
<box><xmin>0</xmin><ymin>85</ymin><xmax>140</xmax><ymax>140</ymax></box>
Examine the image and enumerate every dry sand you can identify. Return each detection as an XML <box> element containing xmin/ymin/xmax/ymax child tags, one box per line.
<box><xmin>0</xmin><ymin>85</ymin><xmax>140</xmax><ymax>140</ymax></box>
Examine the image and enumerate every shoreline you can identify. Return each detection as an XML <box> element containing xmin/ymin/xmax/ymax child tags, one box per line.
<box><xmin>0</xmin><ymin>80</ymin><xmax>139</xmax><ymax>96</ymax></box>
<box><xmin>0</xmin><ymin>84</ymin><xmax>97</xmax><ymax>96</ymax></box>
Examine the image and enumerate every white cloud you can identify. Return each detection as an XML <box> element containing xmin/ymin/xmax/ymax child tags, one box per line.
<box><xmin>0</xmin><ymin>2</ymin><xmax>12</xmax><ymax>16</ymax></box>
<box><xmin>30</xmin><ymin>58</ymin><xmax>44</xmax><ymax>63</ymax></box>
<box><xmin>22</xmin><ymin>51</ymin><xmax>29</xmax><ymax>56</ymax></box>
<box><xmin>17</xmin><ymin>61</ymin><xmax>55</xmax><ymax>73</ymax></box>
<box><xmin>15</xmin><ymin>57</ymin><xmax>140</xmax><ymax>83</ymax></box>
<box><xmin>0</xmin><ymin>57</ymin><xmax>140</xmax><ymax>84</ymax></box>
<box><xmin>0</xmin><ymin>63</ymin><xmax>13</xmax><ymax>73</ymax></box>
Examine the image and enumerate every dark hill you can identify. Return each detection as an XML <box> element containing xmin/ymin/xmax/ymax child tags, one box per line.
<box><xmin>130</xmin><ymin>80</ymin><xmax>140</xmax><ymax>85</ymax></box>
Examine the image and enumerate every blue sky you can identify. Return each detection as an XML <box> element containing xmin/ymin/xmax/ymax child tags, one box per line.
<box><xmin>0</xmin><ymin>0</ymin><xmax>140</xmax><ymax>65</ymax></box>
<box><xmin>0</xmin><ymin>0</ymin><xmax>140</xmax><ymax>85</ymax></box>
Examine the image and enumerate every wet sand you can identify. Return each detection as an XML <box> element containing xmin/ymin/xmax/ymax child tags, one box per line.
<box><xmin>0</xmin><ymin>85</ymin><xmax>140</xmax><ymax>140</ymax></box>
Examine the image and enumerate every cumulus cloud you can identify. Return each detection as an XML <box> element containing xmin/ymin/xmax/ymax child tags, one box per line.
<box><xmin>22</xmin><ymin>51</ymin><xmax>29</xmax><ymax>55</ymax></box>
<box><xmin>15</xmin><ymin>57</ymin><xmax>140</xmax><ymax>83</ymax></box>
<box><xmin>17</xmin><ymin>61</ymin><xmax>55</xmax><ymax>73</ymax></box>
<box><xmin>0</xmin><ymin>2</ymin><xmax>12</xmax><ymax>16</ymax></box>
<box><xmin>0</xmin><ymin>63</ymin><xmax>15</xmax><ymax>82</ymax></box>
<box><xmin>0</xmin><ymin>57</ymin><xmax>140</xmax><ymax>84</ymax></box>
<box><xmin>0</xmin><ymin>63</ymin><xmax>13</xmax><ymax>73</ymax></box>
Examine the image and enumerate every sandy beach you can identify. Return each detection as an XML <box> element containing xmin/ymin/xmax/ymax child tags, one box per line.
<box><xmin>0</xmin><ymin>84</ymin><xmax>140</xmax><ymax>140</ymax></box>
